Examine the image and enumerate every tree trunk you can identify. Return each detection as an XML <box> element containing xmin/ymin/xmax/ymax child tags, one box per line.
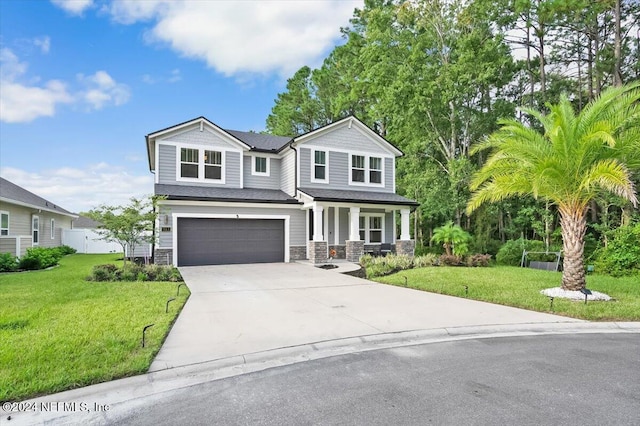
<box><xmin>559</xmin><ymin>207</ymin><xmax>587</xmax><ymax>291</ymax></box>
<box><xmin>613</xmin><ymin>0</ymin><xmax>623</xmax><ymax>87</ymax></box>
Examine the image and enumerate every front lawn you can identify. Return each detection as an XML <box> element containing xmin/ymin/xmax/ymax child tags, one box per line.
<box><xmin>0</xmin><ymin>254</ymin><xmax>190</xmax><ymax>402</ymax></box>
<box><xmin>375</xmin><ymin>266</ymin><xmax>640</xmax><ymax>321</ymax></box>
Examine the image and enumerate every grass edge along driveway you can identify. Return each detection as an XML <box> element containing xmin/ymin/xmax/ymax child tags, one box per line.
<box><xmin>375</xmin><ymin>266</ymin><xmax>640</xmax><ymax>322</ymax></box>
<box><xmin>0</xmin><ymin>254</ymin><xmax>189</xmax><ymax>403</ymax></box>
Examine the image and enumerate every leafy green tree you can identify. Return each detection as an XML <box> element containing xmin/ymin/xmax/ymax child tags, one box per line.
<box><xmin>87</xmin><ymin>196</ymin><xmax>161</xmax><ymax>267</ymax></box>
<box><xmin>468</xmin><ymin>83</ymin><xmax>640</xmax><ymax>290</ymax></box>
<box><xmin>431</xmin><ymin>221</ymin><xmax>472</xmax><ymax>256</ymax></box>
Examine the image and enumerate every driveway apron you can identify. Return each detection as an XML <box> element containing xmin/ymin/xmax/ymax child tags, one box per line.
<box><xmin>150</xmin><ymin>263</ymin><xmax>581</xmax><ymax>371</ymax></box>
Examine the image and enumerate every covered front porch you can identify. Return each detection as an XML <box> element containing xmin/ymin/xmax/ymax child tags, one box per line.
<box><xmin>298</xmin><ymin>188</ymin><xmax>418</xmax><ymax>264</ymax></box>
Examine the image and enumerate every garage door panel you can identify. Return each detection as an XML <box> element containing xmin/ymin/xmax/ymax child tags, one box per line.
<box><xmin>177</xmin><ymin>218</ymin><xmax>284</xmax><ymax>266</ymax></box>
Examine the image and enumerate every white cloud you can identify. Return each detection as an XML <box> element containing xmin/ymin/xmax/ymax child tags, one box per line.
<box><xmin>33</xmin><ymin>36</ymin><xmax>51</xmax><ymax>54</ymax></box>
<box><xmin>0</xmin><ymin>48</ymin><xmax>73</xmax><ymax>123</ymax></box>
<box><xmin>0</xmin><ymin>48</ymin><xmax>131</xmax><ymax>122</ymax></box>
<box><xmin>51</xmin><ymin>0</ymin><xmax>94</xmax><ymax>16</ymax></box>
<box><xmin>77</xmin><ymin>70</ymin><xmax>131</xmax><ymax>110</ymax></box>
<box><xmin>107</xmin><ymin>0</ymin><xmax>361</xmax><ymax>77</ymax></box>
<box><xmin>1</xmin><ymin>165</ymin><xmax>154</xmax><ymax>213</ymax></box>
<box><xmin>141</xmin><ymin>68</ymin><xmax>181</xmax><ymax>85</ymax></box>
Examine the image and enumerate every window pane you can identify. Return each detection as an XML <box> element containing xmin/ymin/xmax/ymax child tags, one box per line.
<box><xmin>205</xmin><ymin>165</ymin><xmax>222</xmax><ymax>180</ymax></box>
<box><xmin>370</xmin><ymin>170</ymin><xmax>382</xmax><ymax>184</ymax></box>
<box><xmin>255</xmin><ymin>157</ymin><xmax>267</xmax><ymax>173</ymax></box>
<box><xmin>315</xmin><ymin>151</ymin><xmax>325</xmax><ymax>165</ymax></box>
<box><xmin>352</xmin><ymin>169</ymin><xmax>365</xmax><ymax>182</ymax></box>
<box><xmin>314</xmin><ymin>165</ymin><xmax>325</xmax><ymax>180</ymax></box>
<box><xmin>370</xmin><ymin>216</ymin><xmax>382</xmax><ymax>229</ymax></box>
<box><xmin>181</xmin><ymin>148</ymin><xmax>198</xmax><ymax>163</ymax></box>
<box><xmin>370</xmin><ymin>230</ymin><xmax>382</xmax><ymax>243</ymax></box>
<box><xmin>370</xmin><ymin>157</ymin><xmax>381</xmax><ymax>170</ymax></box>
<box><xmin>181</xmin><ymin>163</ymin><xmax>199</xmax><ymax>178</ymax></box>
<box><xmin>359</xmin><ymin>216</ymin><xmax>365</xmax><ymax>228</ymax></box>
<box><xmin>205</xmin><ymin>150</ymin><xmax>221</xmax><ymax>165</ymax></box>
<box><xmin>352</xmin><ymin>155</ymin><xmax>364</xmax><ymax>168</ymax></box>
<box><xmin>0</xmin><ymin>213</ymin><xmax>7</xmax><ymax>228</ymax></box>
<box><xmin>359</xmin><ymin>230</ymin><xmax>365</xmax><ymax>240</ymax></box>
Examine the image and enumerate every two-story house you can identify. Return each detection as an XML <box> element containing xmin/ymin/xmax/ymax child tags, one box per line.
<box><xmin>146</xmin><ymin>116</ymin><xmax>418</xmax><ymax>266</ymax></box>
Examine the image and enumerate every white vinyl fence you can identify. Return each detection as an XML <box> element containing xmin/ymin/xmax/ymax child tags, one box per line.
<box><xmin>62</xmin><ymin>229</ymin><xmax>152</xmax><ymax>258</ymax></box>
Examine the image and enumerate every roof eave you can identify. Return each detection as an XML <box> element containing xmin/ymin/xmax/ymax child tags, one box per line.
<box><xmin>0</xmin><ymin>197</ymin><xmax>78</xmax><ymax>218</ymax></box>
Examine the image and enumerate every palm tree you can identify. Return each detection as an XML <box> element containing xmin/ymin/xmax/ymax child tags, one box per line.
<box><xmin>431</xmin><ymin>221</ymin><xmax>471</xmax><ymax>256</ymax></box>
<box><xmin>467</xmin><ymin>83</ymin><xmax>640</xmax><ymax>291</ymax></box>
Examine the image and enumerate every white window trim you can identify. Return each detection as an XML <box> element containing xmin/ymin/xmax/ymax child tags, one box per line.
<box><xmin>32</xmin><ymin>215</ymin><xmax>39</xmax><ymax>246</ymax></box>
<box><xmin>349</xmin><ymin>152</ymin><xmax>385</xmax><ymax>187</ymax></box>
<box><xmin>50</xmin><ymin>218</ymin><xmax>55</xmax><ymax>239</ymax></box>
<box><xmin>358</xmin><ymin>213</ymin><xmax>385</xmax><ymax>244</ymax></box>
<box><xmin>310</xmin><ymin>149</ymin><xmax>329</xmax><ymax>184</ymax></box>
<box><xmin>176</xmin><ymin>145</ymin><xmax>226</xmax><ymax>184</ymax></box>
<box><xmin>0</xmin><ymin>211</ymin><xmax>9</xmax><ymax>236</ymax></box>
<box><xmin>252</xmin><ymin>155</ymin><xmax>270</xmax><ymax>176</ymax></box>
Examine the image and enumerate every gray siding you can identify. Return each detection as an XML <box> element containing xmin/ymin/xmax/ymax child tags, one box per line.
<box><xmin>299</xmin><ymin>148</ymin><xmax>394</xmax><ymax>193</ymax></box>
<box><xmin>339</xmin><ymin>207</ymin><xmax>349</xmax><ymax>243</ymax></box>
<box><xmin>165</xmin><ymin>126</ymin><xmax>243</xmax><ymax>150</ymax></box>
<box><xmin>280</xmin><ymin>150</ymin><xmax>295</xmax><ymax>195</ymax></box>
<box><xmin>157</xmin><ymin>204</ymin><xmax>306</xmax><ymax>248</ymax></box>
<box><xmin>305</xmin><ymin>123</ymin><xmax>390</xmax><ymax>155</ymax></box>
<box><xmin>385</xmin><ymin>211</ymin><xmax>394</xmax><ymax>242</ymax></box>
<box><xmin>243</xmin><ymin>156</ymin><xmax>281</xmax><ymax>190</ymax></box>
<box><xmin>157</xmin><ymin>144</ymin><xmax>241</xmax><ymax>188</ymax></box>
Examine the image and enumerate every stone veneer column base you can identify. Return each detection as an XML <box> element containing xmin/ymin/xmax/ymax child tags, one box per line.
<box><xmin>308</xmin><ymin>241</ymin><xmax>328</xmax><ymax>264</ymax></box>
<box><xmin>289</xmin><ymin>246</ymin><xmax>307</xmax><ymax>261</ymax></box>
<box><xmin>395</xmin><ymin>240</ymin><xmax>415</xmax><ymax>257</ymax></box>
<box><xmin>346</xmin><ymin>240</ymin><xmax>364</xmax><ymax>263</ymax></box>
<box><xmin>154</xmin><ymin>249</ymin><xmax>173</xmax><ymax>265</ymax></box>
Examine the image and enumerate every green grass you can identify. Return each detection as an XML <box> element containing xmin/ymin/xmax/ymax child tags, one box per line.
<box><xmin>375</xmin><ymin>266</ymin><xmax>640</xmax><ymax>322</ymax></box>
<box><xmin>0</xmin><ymin>254</ymin><xmax>190</xmax><ymax>402</ymax></box>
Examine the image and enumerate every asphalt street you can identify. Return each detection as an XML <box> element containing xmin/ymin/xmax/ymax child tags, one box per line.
<box><xmin>114</xmin><ymin>333</ymin><xmax>640</xmax><ymax>426</ymax></box>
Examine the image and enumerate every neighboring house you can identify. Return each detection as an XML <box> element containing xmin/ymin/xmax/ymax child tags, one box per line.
<box><xmin>0</xmin><ymin>177</ymin><xmax>77</xmax><ymax>257</ymax></box>
<box><xmin>63</xmin><ymin>216</ymin><xmax>122</xmax><ymax>254</ymax></box>
<box><xmin>146</xmin><ymin>116</ymin><xmax>418</xmax><ymax>266</ymax></box>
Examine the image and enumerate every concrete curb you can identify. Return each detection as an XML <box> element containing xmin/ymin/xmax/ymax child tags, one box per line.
<box><xmin>5</xmin><ymin>322</ymin><xmax>640</xmax><ymax>425</ymax></box>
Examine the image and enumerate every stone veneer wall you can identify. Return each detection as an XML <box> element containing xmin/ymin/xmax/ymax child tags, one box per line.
<box><xmin>308</xmin><ymin>241</ymin><xmax>328</xmax><ymax>264</ymax></box>
<box><xmin>328</xmin><ymin>244</ymin><xmax>346</xmax><ymax>260</ymax></box>
<box><xmin>154</xmin><ymin>249</ymin><xmax>173</xmax><ymax>265</ymax></box>
<box><xmin>289</xmin><ymin>245</ymin><xmax>307</xmax><ymax>261</ymax></box>
<box><xmin>346</xmin><ymin>240</ymin><xmax>364</xmax><ymax>263</ymax></box>
<box><xmin>395</xmin><ymin>240</ymin><xmax>415</xmax><ymax>257</ymax></box>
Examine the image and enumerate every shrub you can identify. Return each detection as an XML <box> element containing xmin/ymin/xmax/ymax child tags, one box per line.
<box><xmin>88</xmin><ymin>264</ymin><xmax>119</xmax><ymax>281</ymax></box>
<box><xmin>414</xmin><ymin>254</ymin><xmax>438</xmax><ymax>268</ymax></box>
<box><xmin>365</xmin><ymin>262</ymin><xmax>396</xmax><ymax>279</ymax></box>
<box><xmin>56</xmin><ymin>245</ymin><xmax>77</xmax><ymax>256</ymax></box>
<box><xmin>594</xmin><ymin>223</ymin><xmax>640</xmax><ymax>276</ymax></box>
<box><xmin>18</xmin><ymin>256</ymin><xmax>42</xmax><ymax>271</ymax></box>
<box><xmin>359</xmin><ymin>254</ymin><xmax>374</xmax><ymax>268</ymax></box>
<box><xmin>384</xmin><ymin>254</ymin><xmax>413</xmax><ymax>270</ymax></box>
<box><xmin>495</xmin><ymin>238</ymin><xmax>546</xmax><ymax>266</ymax></box>
<box><xmin>0</xmin><ymin>253</ymin><xmax>18</xmax><ymax>272</ymax></box>
<box><xmin>87</xmin><ymin>263</ymin><xmax>183</xmax><ymax>282</ymax></box>
<box><xmin>466</xmin><ymin>254</ymin><xmax>492</xmax><ymax>267</ymax></box>
<box><xmin>18</xmin><ymin>247</ymin><xmax>64</xmax><ymax>270</ymax></box>
<box><xmin>439</xmin><ymin>254</ymin><xmax>463</xmax><ymax>266</ymax></box>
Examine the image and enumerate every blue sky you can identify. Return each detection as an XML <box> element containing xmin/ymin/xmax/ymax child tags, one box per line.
<box><xmin>0</xmin><ymin>0</ymin><xmax>362</xmax><ymax>212</ymax></box>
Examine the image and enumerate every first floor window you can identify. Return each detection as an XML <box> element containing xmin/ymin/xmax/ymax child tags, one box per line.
<box><xmin>370</xmin><ymin>157</ymin><xmax>382</xmax><ymax>184</ymax></box>
<box><xmin>254</xmin><ymin>156</ymin><xmax>267</xmax><ymax>174</ymax></box>
<box><xmin>359</xmin><ymin>216</ymin><xmax>366</xmax><ymax>241</ymax></box>
<box><xmin>180</xmin><ymin>148</ymin><xmax>199</xmax><ymax>178</ymax></box>
<box><xmin>204</xmin><ymin>150</ymin><xmax>222</xmax><ymax>180</ymax></box>
<box><xmin>351</xmin><ymin>155</ymin><xmax>365</xmax><ymax>182</ymax></box>
<box><xmin>314</xmin><ymin>150</ymin><xmax>327</xmax><ymax>181</ymax></box>
<box><xmin>0</xmin><ymin>211</ymin><xmax>8</xmax><ymax>236</ymax></box>
<box><xmin>51</xmin><ymin>218</ymin><xmax>55</xmax><ymax>239</ymax></box>
<box><xmin>32</xmin><ymin>215</ymin><xmax>39</xmax><ymax>245</ymax></box>
<box><xmin>369</xmin><ymin>216</ymin><xmax>382</xmax><ymax>243</ymax></box>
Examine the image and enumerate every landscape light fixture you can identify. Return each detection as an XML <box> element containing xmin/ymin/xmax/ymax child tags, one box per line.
<box><xmin>579</xmin><ymin>288</ymin><xmax>592</xmax><ymax>305</ymax></box>
<box><xmin>548</xmin><ymin>296</ymin><xmax>554</xmax><ymax>311</ymax></box>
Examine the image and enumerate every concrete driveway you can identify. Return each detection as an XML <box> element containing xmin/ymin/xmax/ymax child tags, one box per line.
<box><xmin>150</xmin><ymin>263</ymin><xmax>581</xmax><ymax>371</ymax></box>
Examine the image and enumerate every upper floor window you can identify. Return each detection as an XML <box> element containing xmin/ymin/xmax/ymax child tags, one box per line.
<box><xmin>350</xmin><ymin>154</ymin><xmax>383</xmax><ymax>186</ymax></box>
<box><xmin>180</xmin><ymin>148</ymin><xmax>199</xmax><ymax>178</ymax></box>
<box><xmin>0</xmin><ymin>211</ymin><xmax>8</xmax><ymax>236</ymax></box>
<box><xmin>252</xmin><ymin>156</ymin><xmax>269</xmax><ymax>176</ymax></box>
<box><xmin>51</xmin><ymin>218</ymin><xmax>55</xmax><ymax>239</ymax></box>
<box><xmin>313</xmin><ymin>150</ymin><xmax>328</xmax><ymax>182</ymax></box>
<box><xmin>179</xmin><ymin>147</ymin><xmax>224</xmax><ymax>182</ymax></box>
<box><xmin>352</xmin><ymin>155</ymin><xmax>365</xmax><ymax>182</ymax></box>
<box><xmin>204</xmin><ymin>150</ymin><xmax>222</xmax><ymax>180</ymax></box>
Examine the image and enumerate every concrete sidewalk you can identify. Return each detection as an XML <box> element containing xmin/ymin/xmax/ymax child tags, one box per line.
<box><xmin>150</xmin><ymin>262</ymin><xmax>583</xmax><ymax>371</ymax></box>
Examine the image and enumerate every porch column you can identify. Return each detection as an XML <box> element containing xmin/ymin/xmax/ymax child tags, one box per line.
<box><xmin>349</xmin><ymin>207</ymin><xmax>360</xmax><ymax>241</ymax></box>
<box><xmin>313</xmin><ymin>204</ymin><xmax>324</xmax><ymax>241</ymax></box>
<box><xmin>400</xmin><ymin>209</ymin><xmax>411</xmax><ymax>241</ymax></box>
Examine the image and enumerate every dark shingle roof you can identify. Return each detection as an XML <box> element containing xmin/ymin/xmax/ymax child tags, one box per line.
<box><xmin>155</xmin><ymin>184</ymin><xmax>301</xmax><ymax>204</ymax></box>
<box><xmin>0</xmin><ymin>177</ymin><xmax>76</xmax><ymax>216</ymax></box>
<box><xmin>298</xmin><ymin>187</ymin><xmax>419</xmax><ymax>207</ymax></box>
<box><xmin>73</xmin><ymin>215</ymin><xmax>102</xmax><ymax>229</ymax></box>
<box><xmin>224</xmin><ymin>129</ymin><xmax>292</xmax><ymax>152</ymax></box>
